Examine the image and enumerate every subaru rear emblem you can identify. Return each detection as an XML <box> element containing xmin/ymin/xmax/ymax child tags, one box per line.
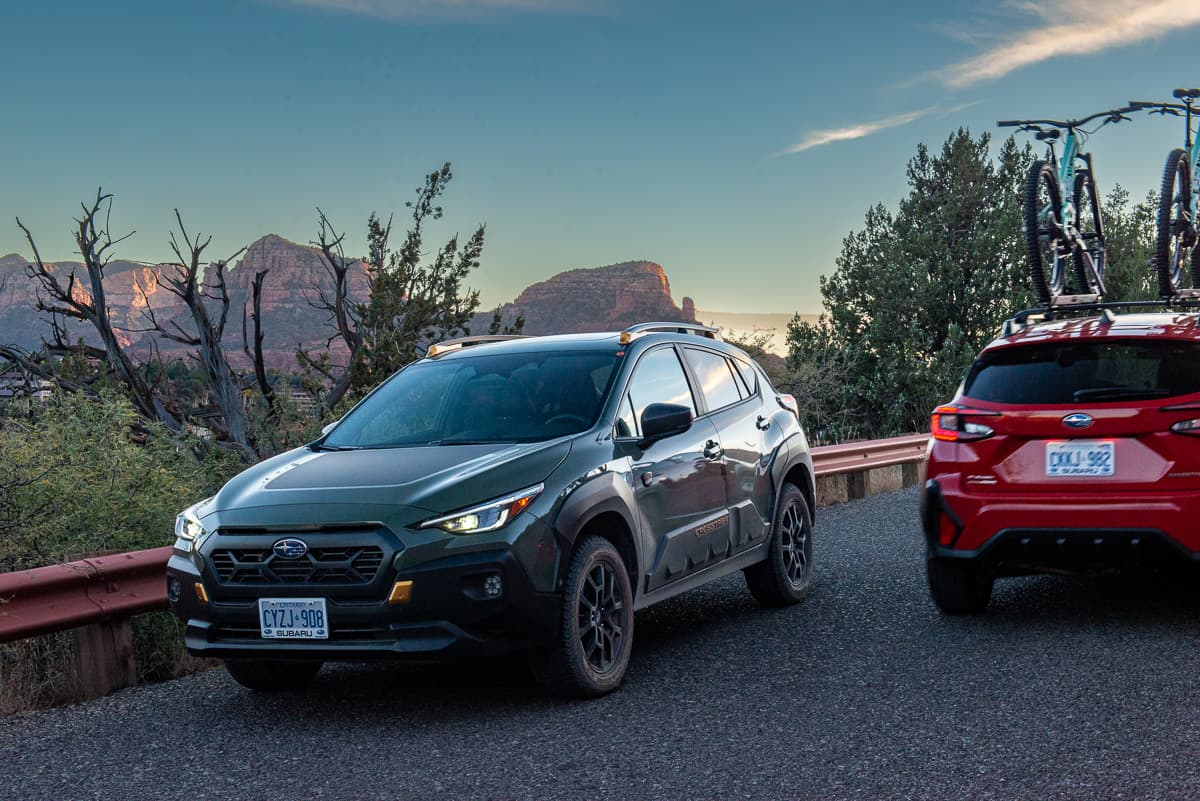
<box><xmin>273</xmin><ymin>538</ymin><xmax>309</xmax><ymax>559</ymax></box>
<box><xmin>1062</xmin><ymin>413</ymin><xmax>1094</xmax><ymax>429</ymax></box>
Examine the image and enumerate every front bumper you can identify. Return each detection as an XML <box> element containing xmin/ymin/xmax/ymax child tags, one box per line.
<box><xmin>922</xmin><ymin>477</ymin><xmax>1200</xmax><ymax>573</ymax></box>
<box><xmin>167</xmin><ymin>546</ymin><xmax>560</xmax><ymax>662</ymax></box>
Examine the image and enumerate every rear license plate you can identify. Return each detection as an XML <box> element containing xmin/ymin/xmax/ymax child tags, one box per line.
<box><xmin>258</xmin><ymin>598</ymin><xmax>328</xmax><ymax>639</ymax></box>
<box><xmin>1045</xmin><ymin>440</ymin><xmax>1115</xmax><ymax>477</ymax></box>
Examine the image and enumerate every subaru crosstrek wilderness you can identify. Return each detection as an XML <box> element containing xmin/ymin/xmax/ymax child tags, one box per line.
<box><xmin>923</xmin><ymin>305</ymin><xmax>1200</xmax><ymax>613</ymax></box>
<box><xmin>168</xmin><ymin>323</ymin><xmax>817</xmax><ymax>696</ymax></box>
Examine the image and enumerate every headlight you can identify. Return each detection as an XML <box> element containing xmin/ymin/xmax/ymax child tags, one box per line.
<box><xmin>418</xmin><ymin>484</ymin><xmax>544</xmax><ymax>535</ymax></box>
<box><xmin>174</xmin><ymin>504</ymin><xmax>208</xmax><ymax>550</ymax></box>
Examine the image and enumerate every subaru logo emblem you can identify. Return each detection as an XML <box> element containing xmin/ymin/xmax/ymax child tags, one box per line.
<box><xmin>273</xmin><ymin>538</ymin><xmax>309</xmax><ymax>559</ymax></box>
<box><xmin>1062</xmin><ymin>413</ymin><xmax>1094</xmax><ymax>429</ymax></box>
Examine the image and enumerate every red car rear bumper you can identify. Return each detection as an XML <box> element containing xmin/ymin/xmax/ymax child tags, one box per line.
<box><xmin>922</xmin><ymin>474</ymin><xmax>1200</xmax><ymax>570</ymax></box>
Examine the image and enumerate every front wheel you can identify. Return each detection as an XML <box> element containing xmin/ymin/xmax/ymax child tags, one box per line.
<box><xmin>531</xmin><ymin>536</ymin><xmax>634</xmax><ymax>698</ymax></box>
<box><xmin>1072</xmin><ymin>168</ymin><xmax>1106</xmax><ymax>296</ymax></box>
<box><xmin>1023</xmin><ymin>160</ymin><xmax>1066</xmax><ymax>307</ymax></box>
<box><xmin>1156</xmin><ymin>148</ymin><xmax>1194</xmax><ymax>296</ymax></box>
<box><xmin>744</xmin><ymin>483</ymin><xmax>815</xmax><ymax>606</ymax></box>
<box><xmin>224</xmin><ymin>659</ymin><xmax>323</xmax><ymax>691</ymax></box>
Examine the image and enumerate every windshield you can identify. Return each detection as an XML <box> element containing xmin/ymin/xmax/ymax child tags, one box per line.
<box><xmin>323</xmin><ymin>349</ymin><xmax>620</xmax><ymax>448</ymax></box>
<box><xmin>963</xmin><ymin>340</ymin><xmax>1200</xmax><ymax>405</ymax></box>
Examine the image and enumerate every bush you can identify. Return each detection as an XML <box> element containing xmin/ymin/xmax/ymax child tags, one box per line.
<box><xmin>0</xmin><ymin>391</ymin><xmax>238</xmax><ymax>709</ymax></box>
<box><xmin>0</xmin><ymin>390</ymin><xmax>239</xmax><ymax>571</ymax></box>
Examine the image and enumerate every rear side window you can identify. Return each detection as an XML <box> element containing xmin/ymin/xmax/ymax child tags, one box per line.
<box><xmin>732</xmin><ymin>357</ymin><xmax>758</xmax><ymax>396</ymax></box>
<box><xmin>683</xmin><ymin>347</ymin><xmax>744</xmax><ymax>411</ymax></box>
<box><xmin>963</xmin><ymin>340</ymin><xmax>1200</xmax><ymax>404</ymax></box>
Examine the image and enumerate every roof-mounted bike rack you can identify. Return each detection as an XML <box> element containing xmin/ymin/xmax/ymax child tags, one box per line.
<box><xmin>1000</xmin><ymin>298</ymin><xmax>1200</xmax><ymax>337</ymax></box>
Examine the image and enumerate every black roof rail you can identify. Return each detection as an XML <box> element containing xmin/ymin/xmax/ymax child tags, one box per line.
<box><xmin>619</xmin><ymin>322</ymin><xmax>721</xmax><ymax>345</ymax></box>
<box><xmin>426</xmin><ymin>334</ymin><xmax>530</xmax><ymax>358</ymax></box>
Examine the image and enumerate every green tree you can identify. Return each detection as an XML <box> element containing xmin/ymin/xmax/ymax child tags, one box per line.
<box><xmin>785</xmin><ymin>129</ymin><xmax>1034</xmax><ymax>440</ymax></box>
<box><xmin>304</xmin><ymin>164</ymin><xmax>512</xmax><ymax>409</ymax></box>
<box><xmin>1099</xmin><ymin>185</ymin><xmax>1157</xmax><ymax>302</ymax></box>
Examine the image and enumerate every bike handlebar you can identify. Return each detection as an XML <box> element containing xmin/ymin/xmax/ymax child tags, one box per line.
<box><xmin>997</xmin><ymin>105</ymin><xmax>1139</xmax><ymax>133</ymax></box>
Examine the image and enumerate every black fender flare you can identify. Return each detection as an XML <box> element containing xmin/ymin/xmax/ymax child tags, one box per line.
<box><xmin>549</xmin><ymin>469</ymin><xmax>642</xmax><ymax>591</ymax></box>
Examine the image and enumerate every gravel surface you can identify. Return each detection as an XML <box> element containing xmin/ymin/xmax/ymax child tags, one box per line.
<box><xmin>4</xmin><ymin>487</ymin><xmax>1200</xmax><ymax>800</ymax></box>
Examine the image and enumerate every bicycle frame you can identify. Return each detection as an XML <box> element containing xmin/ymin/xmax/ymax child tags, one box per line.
<box><xmin>1044</xmin><ymin>129</ymin><xmax>1085</xmax><ymax>233</ymax></box>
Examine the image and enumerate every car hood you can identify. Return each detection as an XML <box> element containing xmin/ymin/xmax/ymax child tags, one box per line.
<box><xmin>202</xmin><ymin>439</ymin><xmax>573</xmax><ymax>523</ymax></box>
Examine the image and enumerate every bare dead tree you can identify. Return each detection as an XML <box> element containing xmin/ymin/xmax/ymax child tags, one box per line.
<box><xmin>243</xmin><ymin>269</ymin><xmax>276</xmax><ymax>417</ymax></box>
<box><xmin>142</xmin><ymin>210</ymin><xmax>253</xmax><ymax>458</ymax></box>
<box><xmin>17</xmin><ymin>189</ymin><xmax>181</xmax><ymax>430</ymax></box>
<box><xmin>296</xmin><ymin>209</ymin><xmax>364</xmax><ymax>410</ymax></box>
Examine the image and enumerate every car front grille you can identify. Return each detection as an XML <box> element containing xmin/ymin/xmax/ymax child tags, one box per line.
<box><xmin>210</xmin><ymin>546</ymin><xmax>386</xmax><ymax>585</ymax></box>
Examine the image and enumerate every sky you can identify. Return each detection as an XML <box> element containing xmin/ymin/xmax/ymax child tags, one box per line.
<box><xmin>2</xmin><ymin>0</ymin><xmax>1198</xmax><ymax>315</ymax></box>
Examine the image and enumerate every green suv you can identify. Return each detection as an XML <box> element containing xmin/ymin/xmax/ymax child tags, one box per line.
<box><xmin>166</xmin><ymin>323</ymin><xmax>817</xmax><ymax>696</ymax></box>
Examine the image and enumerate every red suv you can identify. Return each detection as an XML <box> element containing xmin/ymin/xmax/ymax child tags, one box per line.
<box><xmin>922</xmin><ymin>306</ymin><xmax>1200</xmax><ymax>613</ymax></box>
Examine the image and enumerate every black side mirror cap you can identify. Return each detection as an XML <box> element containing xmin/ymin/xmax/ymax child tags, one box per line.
<box><xmin>639</xmin><ymin>402</ymin><xmax>693</xmax><ymax>443</ymax></box>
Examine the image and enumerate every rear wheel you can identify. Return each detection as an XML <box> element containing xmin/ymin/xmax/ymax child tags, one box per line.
<box><xmin>926</xmin><ymin>558</ymin><xmax>993</xmax><ymax>614</ymax></box>
<box><xmin>1157</xmin><ymin>148</ymin><xmax>1194</xmax><ymax>296</ymax></box>
<box><xmin>1024</xmin><ymin>160</ymin><xmax>1066</xmax><ymax>306</ymax></box>
<box><xmin>1072</xmin><ymin>169</ymin><xmax>1106</xmax><ymax>296</ymax></box>
<box><xmin>224</xmin><ymin>659</ymin><xmax>323</xmax><ymax>691</ymax></box>
<box><xmin>531</xmin><ymin>536</ymin><xmax>634</xmax><ymax>698</ymax></box>
<box><xmin>744</xmin><ymin>483</ymin><xmax>814</xmax><ymax>606</ymax></box>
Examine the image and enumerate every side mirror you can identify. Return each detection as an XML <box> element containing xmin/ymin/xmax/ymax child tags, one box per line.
<box><xmin>321</xmin><ymin>421</ymin><xmax>338</xmax><ymax>436</ymax></box>
<box><xmin>639</xmin><ymin>403</ymin><xmax>693</xmax><ymax>443</ymax></box>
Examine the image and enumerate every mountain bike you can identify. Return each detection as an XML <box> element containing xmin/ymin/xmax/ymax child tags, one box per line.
<box><xmin>998</xmin><ymin>107</ymin><xmax>1136</xmax><ymax>307</ymax></box>
<box><xmin>1130</xmin><ymin>89</ymin><xmax>1200</xmax><ymax>297</ymax></box>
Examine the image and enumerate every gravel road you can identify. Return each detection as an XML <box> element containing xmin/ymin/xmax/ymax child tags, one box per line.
<box><xmin>4</xmin><ymin>487</ymin><xmax>1200</xmax><ymax>800</ymax></box>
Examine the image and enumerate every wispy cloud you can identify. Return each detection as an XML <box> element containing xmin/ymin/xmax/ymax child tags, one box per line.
<box><xmin>932</xmin><ymin>0</ymin><xmax>1200</xmax><ymax>87</ymax></box>
<box><xmin>777</xmin><ymin>107</ymin><xmax>936</xmax><ymax>156</ymax></box>
<box><xmin>267</xmin><ymin>0</ymin><xmax>585</xmax><ymax>19</ymax></box>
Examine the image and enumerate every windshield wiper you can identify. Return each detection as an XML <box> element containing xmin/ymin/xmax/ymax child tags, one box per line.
<box><xmin>1072</xmin><ymin>387</ymin><xmax>1172</xmax><ymax>402</ymax></box>
<box><xmin>311</xmin><ymin>443</ymin><xmax>360</xmax><ymax>452</ymax></box>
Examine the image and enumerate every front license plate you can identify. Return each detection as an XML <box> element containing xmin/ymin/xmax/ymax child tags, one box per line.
<box><xmin>258</xmin><ymin>598</ymin><xmax>328</xmax><ymax>639</ymax></box>
<box><xmin>1045</xmin><ymin>440</ymin><xmax>1115</xmax><ymax>477</ymax></box>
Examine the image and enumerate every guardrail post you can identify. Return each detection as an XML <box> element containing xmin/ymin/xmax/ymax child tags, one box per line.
<box><xmin>70</xmin><ymin>618</ymin><xmax>136</xmax><ymax>701</ymax></box>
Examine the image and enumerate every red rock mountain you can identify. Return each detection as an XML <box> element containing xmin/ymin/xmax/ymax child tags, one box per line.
<box><xmin>0</xmin><ymin>242</ymin><xmax>693</xmax><ymax>370</ymax></box>
<box><xmin>492</xmin><ymin>260</ymin><xmax>695</xmax><ymax>335</ymax></box>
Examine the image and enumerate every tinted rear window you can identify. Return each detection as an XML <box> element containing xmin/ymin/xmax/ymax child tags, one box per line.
<box><xmin>963</xmin><ymin>340</ymin><xmax>1200</xmax><ymax>404</ymax></box>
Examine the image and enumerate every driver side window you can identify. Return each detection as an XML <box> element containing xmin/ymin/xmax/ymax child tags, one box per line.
<box><xmin>624</xmin><ymin>347</ymin><xmax>697</xmax><ymax>433</ymax></box>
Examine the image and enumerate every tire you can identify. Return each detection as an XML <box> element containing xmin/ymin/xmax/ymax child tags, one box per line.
<box><xmin>1023</xmin><ymin>160</ymin><xmax>1066</xmax><ymax>307</ymax></box>
<box><xmin>224</xmin><ymin>659</ymin><xmax>323</xmax><ymax>691</ymax></box>
<box><xmin>531</xmin><ymin>536</ymin><xmax>634</xmax><ymax>698</ymax></box>
<box><xmin>926</xmin><ymin>558</ymin><xmax>993</xmax><ymax>614</ymax></box>
<box><xmin>1156</xmin><ymin>148</ymin><xmax>1193</xmax><ymax>296</ymax></box>
<box><xmin>1072</xmin><ymin>168</ymin><xmax>1106</xmax><ymax>296</ymax></box>
<box><xmin>744</xmin><ymin>483</ymin><xmax>814</xmax><ymax>607</ymax></box>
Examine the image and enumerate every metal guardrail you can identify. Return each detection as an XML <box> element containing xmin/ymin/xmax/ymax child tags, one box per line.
<box><xmin>0</xmin><ymin>434</ymin><xmax>931</xmax><ymax>645</ymax></box>
<box><xmin>811</xmin><ymin>434</ymin><xmax>931</xmax><ymax>476</ymax></box>
<box><xmin>0</xmin><ymin>548</ymin><xmax>172</xmax><ymax>644</ymax></box>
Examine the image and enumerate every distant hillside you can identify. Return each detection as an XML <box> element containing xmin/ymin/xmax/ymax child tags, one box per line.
<box><xmin>1</xmin><ymin>248</ymin><xmax>706</xmax><ymax>369</ymax></box>
<box><xmin>695</xmin><ymin>310</ymin><xmax>818</xmax><ymax>355</ymax></box>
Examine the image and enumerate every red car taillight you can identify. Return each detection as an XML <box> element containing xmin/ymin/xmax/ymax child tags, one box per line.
<box><xmin>931</xmin><ymin>405</ymin><xmax>999</xmax><ymax>442</ymax></box>
<box><xmin>1170</xmin><ymin>419</ymin><xmax>1200</xmax><ymax>436</ymax></box>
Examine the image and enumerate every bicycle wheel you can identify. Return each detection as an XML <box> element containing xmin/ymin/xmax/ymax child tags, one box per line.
<box><xmin>1156</xmin><ymin>148</ymin><xmax>1193</xmax><ymax>296</ymax></box>
<box><xmin>1023</xmin><ymin>160</ymin><xmax>1066</xmax><ymax>306</ymax></box>
<box><xmin>1072</xmin><ymin>169</ymin><xmax>1106</xmax><ymax>296</ymax></box>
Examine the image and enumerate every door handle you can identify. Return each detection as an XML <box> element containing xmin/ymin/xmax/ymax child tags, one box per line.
<box><xmin>756</xmin><ymin>415</ymin><xmax>771</xmax><ymax>431</ymax></box>
<box><xmin>703</xmin><ymin>441</ymin><xmax>723</xmax><ymax>460</ymax></box>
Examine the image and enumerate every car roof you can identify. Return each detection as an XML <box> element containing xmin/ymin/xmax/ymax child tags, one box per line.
<box><xmin>426</xmin><ymin>330</ymin><xmax>750</xmax><ymax>361</ymax></box>
<box><xmin>987</xmin><ymin>311</ymin><xmax>1200</xmax><ymax>353</ymax></box>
